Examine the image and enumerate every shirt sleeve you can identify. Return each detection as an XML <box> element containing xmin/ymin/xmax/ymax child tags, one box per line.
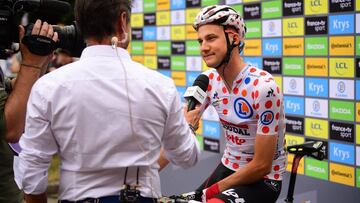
<box><xmin>15</xmin><ymin>81</ymin><xmax>58</xmax><ymax>194</ymax></box>
<box><xmin>162</xmin><ymin>84</ymin><xmax>200</xmax><ymax>169</ymax></box>
<box><xmin>254</xmin><ymin>79</ymin><xmax>282</xmax><ymax>136</ymax></box>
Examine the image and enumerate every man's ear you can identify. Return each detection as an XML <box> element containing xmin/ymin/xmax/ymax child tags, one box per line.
<box><xmin>232</xmin><ymin>34</ymin><xmax>240</xmax><ymax>46</ymax></box>
<box><xmin>117</xmin><ymin>12</ymin><xmax>128</xmax><ymax>34</ymax></box>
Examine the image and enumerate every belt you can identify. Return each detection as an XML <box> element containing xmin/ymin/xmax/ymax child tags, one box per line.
<box><xmin>58</xmin><ymin>195</ymin><xmax>158</xmax><ymax>203</ymax></box>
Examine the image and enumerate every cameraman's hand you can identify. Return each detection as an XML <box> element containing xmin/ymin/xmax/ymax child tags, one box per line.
<box><xmin>19</xmin><ymin>19</ymin><xmax>58</xmax><ymax>72</ymax></box>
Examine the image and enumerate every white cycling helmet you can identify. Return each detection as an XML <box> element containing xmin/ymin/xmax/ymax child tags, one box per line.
<box><xmin>193</xmin><ymin>5</ymin><xmax>246</xmax><ymax>40</ymax></box>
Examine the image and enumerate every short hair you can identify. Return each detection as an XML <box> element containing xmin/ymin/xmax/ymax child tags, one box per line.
<box><xmin>74</xmin><ymin>0</ymin><xmax>132</xmax><ymax>42</ymax></box>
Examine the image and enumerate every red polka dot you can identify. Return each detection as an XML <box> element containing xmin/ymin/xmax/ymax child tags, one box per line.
<box><xmin>209</xmin><ymin>73</ymin><xmax>214</xmax><ymax>79</ymax></box>
<box><xmin>222</xmin><ymin>87</ymin><xmax>227</xmax><ymax>93</ymax></box>
<box><xmin>235</xmin><ymin>156</ymin><xmax>241</xmax><ymax>160</ymax></box>
<box><xmin>223</xmin><ymin>98</ymin><xmax>228</xmax><ymax>104</ymax></box>
<box><xmin>251</xmin><ymin>92</ymin><xmax>255</xmax><ymax>99</ymax></box>
<box><xmin>262</xmin><ymin>126</ymin><xmax>269</xmax><ymax>134</ymax></box>
<box><xmin>274</xmin><ymin>165</ymin><xmax>280</xmax><ymax>171</ymax></box>
<box><xmin>233</xmin><ymin>88</ymin><xmax>239</xmax><ymax>94</ymax></box>
<box><xmin>225</xmin><ymin>158</ymin><xmax>229</xmax><ymax>165</ymax></box>
<box><xmin>265</xmin><ymin>101</ymin><xmax>272</xmax><ymax>109</ymax></box>
<box><xmin>253</xmin><ymin>79</ymin><xmax>259</xmax><ymax>86</ymax></box>
<box><xmin>256</xmin><ymin>114</ymin><xmax>259</xmax><ymax>119</ymax></box>
<box><xmin>217</xmin><ymin>76</ymin><xmax>221</xmax><ymax>81</ymax></box>
<box><xmin>246</xmin><ymin>158</ymin><xmax>253</xmax><ymax>162</ymax></box>
<box><xmin>236</xmin><ymin>79</ymin><xmax>242</xmax><ymax>84</ymax></box>
<box><xmin>275</xmin><ymin>113</ymin><xmax>280</xmax><ymax>120</ymax></box>
<box><xmin>241</xmin><ymin>89</ymin><xmax>247</xmax><ymax>97</ymax></box>
<box><xmin>255</xmin><ymin>90</ymin><xmax>259</xmax><ymax>98</ymax></box>
<box><xmin>274</xmin><ymin>174</ymin><xmax>280</xmax><ymax>180</ymax></box>
<box><xmin>276</xmin><ymin>87</ymin><xmax>280</xmax><ymax>94</ymax></box>
<box><xmin>260</xmin><ymin>72</ymin><xmax>267</xmax><ymax>76</ymax></box>
<box><xmin>233</xmin><ymin>163</ymin><xmax>239</xmax><ymax>169</ymax></box>
<box><xmin>207</xmin><ymin>84</ymin><xmax>212</xmax><ymax>91</ymax></box>
<box><xmin>277</xmin><ymin>99</ymin><xmax>281</xmax><ymax>107</ymax></box>
<box><xmin>250</xmin><ymin>68</ymin><xmax>256</xmax><ymax>73</ymax></box>
<box><xmin>275</xmin><ymin>125</ymin><xmax>279</xmax><ymax>132</ymax></box>
<box><xmin>255</xmin><ymin>103</ymin><xmax>260</xmax><ymax>110</ymax></box>
<box><xmin>223</xmin><ymin>109</ymin><xmax>228</xmax><ymax>115</ymax></box>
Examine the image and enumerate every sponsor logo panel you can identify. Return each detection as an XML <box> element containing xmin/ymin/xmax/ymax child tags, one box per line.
<box><xmin>143</xmin><ymin>26</ymin><xmax>157</xmax><ymax>41</ymax></box>
<box><xmin>171</xmin><ymin>10</ymin><xmax>185</xmax><ymax>25</ymax></box>
<box><xmin>172</xmin><ymin>71</ymin><xmax>186</xmax><ymax>86</ymax></box>
<box><xmin>305</xmin><ymin>158</ymin><xmax>329</xmax><ymax>180</ymax></box>
<box><xmin>305</xmin><ymin>16</ymin><xmax>328</xmax><ymax>35</ymax></box>
<box><xmin>287</xmin><ymin>153</ymin><xmax>305</xmax><ymax>174</ymax></box>
<box><xmin>132</xmin><ymin>28</ymin><xmax>143</xmax><ymax>40</ymax></box>
<box><xmin>283</xmin><ymin>77</ymin><xmax>304</xmax><ymax>96</ymax></box>
<box><xmin>305</xmin><ymin>37</ymin><xmax>328</xmax><ymax>56</ymax></box>
<box><xmin>186</xmin><ymin>56</ymin><xmax>202</xmax><ymax>71</ymax></box>
<box><xmin>171</xmin><ymin>56</ymin><xmax>186</xmax><ymax>71</ymax></box>
<box><xmin>185</xmin><ymin>8</ymin><xmax>200</xmax><ymax>24</ymax></box>
<box><xmin>329</xmin><ymin>79</ymin><xmax>354</xmax><ymax>100</ymax></box>
<box><xmin>157</xmin><ymin>0</ymin><xmax>169</xmax><ymax>11</ymax></box>
<box><xmin>132</xmin><ymin>0</ymin><xmax>143</xmax><ymax>13</ymax></box>
<box><xmin>201</xmin><ymin>0</ymin><xmax>219</xmax><ymax>7</ymax></box>
<box><xmin>357</xmin><ymin>58</ymin><xmax>360</xmax><ymax>77</ymax></box>
<box><xmin>284</xmin><ymin>96</ymin><xmax>305</xmax><ymax>116</ymax></box>
<box><xmin>144</xmin><ymin>41</ymin><xmax>157</xmax><ymax>55</ymax></box>
<box><xmin>283</xmin><ymin>58</ymin><xmax>304</xmax><ymax>76</ymax></box>
<box><xmin>157</xmin><ymin>41</ymin><xmax>171</xmax><ymax>56</ymax></box>
<box><xmin>305</xmin><ymin>98</ymin><xmax>328</xmax><ymax>119</ymax></box>
<box><xmin>186</xmin><ymin>0</ymin><xmax>201</xmax><ymax>7</ymax></box>
<box><xmin>186</xmin><ymin>40</ymin><xmax>200</xmax><ymax>56</ymax></box>
<box><xmin>305</xmin><ymin>118</ymin><xmax>328</xmax><ymax>139</ymax></box>
<box><xmin>131</xmin><ymin>56</ymin><xmax>144</xmax><ymax>64</ymax></box>
<box><xmin>283</xmin><ymin>38</ymin><xmax>304</xmax><ymax>56</ymax></box>
<box><xmin>196</xmin><ymin>135</ymin><xmax>204</xmax><ymax>151</ymax></box>
<box><xmin>285</xmin><ymin>116</ymin><xmax>304</xmax><ymax>135</ymax></box>
<box><xmin>243</xmin><ymin>39</ymin><xmax>262</xmax><ymax>56</ymax></box>
<box><xmin>305</xmin><ymin>58</ymin><xmax>328</xmax><ymax>76</ymax></box>
<box><xmin>203</xmin><ymin>137</ymin><xmax>220</xmax><ymax>153</ymax></box>
<box><xmin>144</xmin><ymin>56</ymin><xmax>157</xmax><ymax>70</ymax></box>
<box><xmin>357</xmin><ymin>125</ymin><xmax>360</xmax><ymax>144</ymax></box>
<box><xmin>246</xmin><ymin>21</ymin><xmax>262</xmax><ymax>38</ymax></box>
<box><xmin>263</xmin><ymin>58</ymin><xmax>282</xmax><ymax>75</ymax></box>
<box><xmin>274</xmin><ymin>76</ymin><xmax>282</xmax><ymax>92</ymax></box>
<box><xmin>244</xmin><ymin>57</ymin><xmax>262</xmax><ymax>69</ymax></box>
<box><xmin>262</xmin><ymin>0</ymin><xmax>282</xmax><ymax>19</ymax></box>
<box><xmin>171</xmin><ymin>41</ymin><xmax>185</xmax><ymax>55</ymax></box>
<box><xmin>283</xmin><ymin>0</ymin><xmax>303</xmax><ymax>16</ymax></box>
<box><xmin>329</xmin><ymin>36</ymin><xmax>354</xmax><ymax>56</ymax></box>
<box><xmin>131</xmin><ymin>13</ymin><xmax>144</xmax><ymax>27</ymax></box>
<box><xmin>143</xmin><ymin>0</ymin><xmax>156</xmax><ymax>12</ymax></box>
<box><xmin>170</xmin><ymin>0</ymin><xmax>185</xmax><ymax>10</ymax></box>
<box><xmin>202</xmin><ymin>120</ymin><xmax>221</xmax><ymax>139</ymax></box>
<box><xmin>329</xmin><ymin>0</ymin><xmax>354</xmax><ymax>13</ymax></box>
<box><xmin>329</xmin><ymin>142</ymin><xmax>355</xmax><ymax>165</ymax></box>
<box><xmin>243</xmin><ymin>3</ymin><xmax>261</xmax><ymax>19</ymax></box>
<box><xmin>305</xmin><ymin>77</ymin><xmax>328</xmax><ymax>98</ymax></box>
<box><xmin>283</xmin><ymin>17</ymin><xmax>304</xmax><ymax>36</ymax></box>
<box><xmin>357</xmin><ymin>146</ymin><xmax>360</xmax><ymax>166</ymax></box>
<box><xmin>131</xmin><ymin>41</ymin><xmax>144</xmax><ymax>55</ymax></box>
<box><xmin>356</xmin><ymin>102</ymin><xmax>360</xmax><ymax>122</ymax></box>
<box><xmin>304</xmin><ymin>0</ymin><xmax>328</xmax><ymax>15</ymax></box>
<box><xmin>329</xmin><ymin>58</ymin><xmax>354</xmax><ymax>78</ymax></box>
<box><xmin>157</xmin><ymin>56</ymin><xmax>171</xmax><ymax>70</ymax></box>
<box><xmin>357</xmin><ymin>14</ymin><xmax>360</xmax><ymax>33</ymax></box>
<box><xmin>329</xmin><ymin>14</ymin><xmax>355</xmax><ymax>35</ymax></box>
<box><xmin>186</xmin><ymin>25</ymin><xmax>198</xmax><ymax>40</ymax></box>
<box><xmin>171</xmin><ymin>26</ymin><xmax>186</xmax><ymax>40</ymax></box>
<box><xmin>262</xmin><ymin>19</ymin><xmax>282</xmax><ymax>38</ymax></box>
<box><xmin>157</xmin><ymin>26</ymin><xmax>170</xmax><ymax>40</ymax></box>
<box><xmin>356</xmin><ymin>36</ymin><xmax>360</xmax><ymax>56</ymax></box>
<box><xmin>329</xmin><ymin>162</ymin><xmax>355</xmax><ymax>187</ymax></box>
<box><xmin>285</xmin><ymin>134</ymin><xmax>305</xmax><ymax>147</ymax></box>
<box><xmin>225</xmin><ymin>0</ymin><xmax>243</xmax><ymax>5</ymax></box>
<box><xmin>329</xmin><ymin>121</ymin><xmax>354</xmax><ymax>143</ymax></box>
<box><xmin>144</xmin><ymin>13</ymin><xmax>156</xmax><ymax>25</ymax></box>
<box><xmin>329</xmin><ymin>100</ymin><xmax>355</xmax><ymax>122</ymax></box>
<box><xmin>262</xmin><ymin>38</ymin><xmax>282</xmax><ymax>56</ymax></box>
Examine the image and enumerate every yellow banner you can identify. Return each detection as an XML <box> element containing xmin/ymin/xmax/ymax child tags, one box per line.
<box><xmin>305</xmin><ymin>58</ymin><xmax>328</xmax><ymax>76</ymax></box>
<box><xmin>305</xmin><ymin>118</ymin><xmax>328</xmax><ymax>139</ymax></box>
<box><xmin>157</xmin><ymin>0</ymin><xmax>169</xmax><ymax>11</ymax></box>
<box><xmin>171</xmin><ymin>26</ymin><xmax>186</xmax><ymax>40</ymax></box>
<box><xmin>357</xmin><ymin>103</ymin><xmax>360</xmax><ymax>123</ymax></box>
<box><xmin>330</xmin><ymin>163</ymin><xmax>355</xmax><ymax>187</ymax></box>
<box><xmin>283</xmin><ymin>18</ymin><xmax>304</xmax><ymax>36</ymax></box>
<box><xmin>186</xmin><ymin>25</ymin><xmax>198</xmax><ymax>40</ymax></box>
<box><xmin>186</xmin><ymin>8</ymin><xmax>201</xmax><ymax>25</ymax></box>
<box><xmin>357</xmin><ymin>1</ymin><xmax>360</xmax><ymax>11</ymax></box>
<box><xmin>356</xmin><ymin>125</ymin><xmax>360</xmax><ymax>144</ymax></box>
<box><xmin>131</xmin><ymin>55</ymin><xmax>144</xmax><ymax>65</ymax></box>
<box><xmin>156</xmin><ymin>11</ymin><xmax>170</xmax><ymax>26</ymax></box>
<box><xmin>172</xmin><ymin>71</ymin><xmax>186</xmax><ymax>86</ymax></box>
<box><xmin>144</xmin><ymin>41</ymin><xmax>157</xmax><ymax>55</ymax></box>
<box><xmin>274</xmin><ymin>76</ymin><xmax>282</xmax><ymax>92</ymax></box>
<box><xmin>329</xmin><ymin>36</ymin><xmax>354</xmax><ymax>56</ymax></box>
<box><xmin>329</xmin><ymin>58</ymin><xmax>354</xmax><ymax>78</ymax></box>
<box><xmin>285</xmin><ymin>134</ymin><xmax>305</xmax><ymax>147</ymax></box>
<box><xmin>305</xmin><ymin>0</ymin><xmax>328</xmax><ymax>15</ymax></box>
<box><xmin>287</xmin><ymin>153</ymin><xmax>304</xmax><ymax>174</ymax></box>
<box><xmin>144</xmin><ymin>56</ymin><xmax>157</xmax><ymax>70</ymax></box>
<box><xmin>243</xmin><ymin>39</ymin><xmax>262</xmax><ymax>56</ymax></box>
<box><xmin>131</xmin><ymin>13</ymin><xmax>144</xmax><ymax>28</ymax></box>
<box><xmin>283</xmin><ymin>38</ymin><xmax>304</xmax><ymax>56</ymax></box>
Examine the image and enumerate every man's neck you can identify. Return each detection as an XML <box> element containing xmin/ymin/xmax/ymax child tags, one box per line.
<box><xmin>217</xmin><ymin>52</ymin><xmax>246</xmax><ymax>89</ymax></box>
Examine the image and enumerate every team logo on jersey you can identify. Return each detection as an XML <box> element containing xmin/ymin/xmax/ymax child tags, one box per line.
<box><xmin>234</xmin><ymin>98</ymin><xmax>253</xmax><ymax>119</ymax></box>
<box><xmin>260</xmin><ymin>110</ymin><xmax>274</xmax><ymax>125</ymax></box>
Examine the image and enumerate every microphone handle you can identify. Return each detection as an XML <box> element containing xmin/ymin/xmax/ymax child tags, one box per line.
<box><xmin>187</xmin><ymin>100</ymin><xmax>197</xmax><ymax>112</ymax></box>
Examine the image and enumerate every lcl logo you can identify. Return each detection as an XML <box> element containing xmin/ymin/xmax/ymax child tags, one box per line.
<box><xmin>310</xmin><ymin>0</ymin><xmax>322</xmax><ymax>12</ymax></box>
<box><xmin>288</xmin><ymin>22</ymin><xmax>298</xmax><ymax>33</ymax></box>
<box><xmin>335</xmin><ymin>62</ymin><xmax>348</xmax><ymax>75</ymax></box>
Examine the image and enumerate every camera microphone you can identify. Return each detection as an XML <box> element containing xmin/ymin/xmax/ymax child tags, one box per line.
<box><xmin>183</xmin><ymin>74</ymin><xmax>209</xmax><ymax>112</ymax></box>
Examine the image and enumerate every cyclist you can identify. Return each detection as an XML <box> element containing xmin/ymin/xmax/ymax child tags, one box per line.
<box><xmin>191</xmin><ymin>5</ymin><xmax>287</xmax><ymax>203</ymax></box>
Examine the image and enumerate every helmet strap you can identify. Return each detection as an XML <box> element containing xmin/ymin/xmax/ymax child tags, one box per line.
<box><xmin>214</xmin><ymin>27</ymin><xmax>237</xmax><ymax>69</ymax></box>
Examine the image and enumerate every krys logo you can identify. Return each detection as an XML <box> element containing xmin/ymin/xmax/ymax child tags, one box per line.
<box><xmin>234</xmin><ymin>98</ymin><xmax>253</xmax><ymax>119</ymax></box>
<box><xmin>261</xmin><ymin>111</ymin><xmax>274</xmax><ymax>125</ymax></box>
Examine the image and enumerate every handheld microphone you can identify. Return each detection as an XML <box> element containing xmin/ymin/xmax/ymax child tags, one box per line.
<box><xmin>183</xmin><ymin>74</ymin><xmax>209</xmax><ymax>112</ymax></box>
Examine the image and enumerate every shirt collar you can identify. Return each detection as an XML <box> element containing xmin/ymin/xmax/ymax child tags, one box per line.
<box><xmin>80</xmin><ymin>45</ymin><xmax>131</xmax><ymax>60</ymax></box>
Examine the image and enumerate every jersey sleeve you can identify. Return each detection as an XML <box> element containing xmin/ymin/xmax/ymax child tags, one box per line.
<box><xmin>254</xmin><ymin>79</ymin><xmax>282</xmax><ymax>136</ymax></box>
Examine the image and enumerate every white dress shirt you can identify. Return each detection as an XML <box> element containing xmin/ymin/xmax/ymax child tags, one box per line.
<box><xmin>15</xmin><ymin>45</ymin><xmax>200</xmax><ymax>200</ymax></box>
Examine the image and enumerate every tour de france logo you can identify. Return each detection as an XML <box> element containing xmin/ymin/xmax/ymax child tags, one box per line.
<box><xmin>234</xmin><ymin>97</ymin><xmax>253</xmax><ymax>119</ymax></box>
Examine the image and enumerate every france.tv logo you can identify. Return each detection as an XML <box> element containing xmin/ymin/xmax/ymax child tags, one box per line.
<box><xmin>329</xmin><ymin>14</ymin><xmax>354</xmax><ymax>35</ymax></box>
